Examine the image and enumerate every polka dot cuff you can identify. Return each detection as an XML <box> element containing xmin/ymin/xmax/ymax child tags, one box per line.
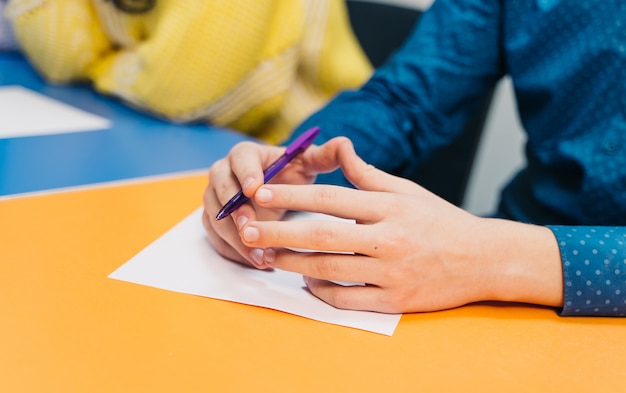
<box><xmin>548</xmin><ymin>226</ymin><xmax>626</xmax><ymax>316</ymax></box>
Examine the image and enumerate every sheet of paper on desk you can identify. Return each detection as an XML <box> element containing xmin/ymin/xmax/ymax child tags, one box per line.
<box><xmin>109</xmin><ymin>208</ymin><xmax>401</xmax><ymax>336</ymax></box>
<box><xmin>0</xmin><ymin>86</ymin><xmax>110</xmax><ymax>139</ymax></box>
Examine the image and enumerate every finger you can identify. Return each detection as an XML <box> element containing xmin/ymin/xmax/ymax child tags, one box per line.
<box><xmin>253</xmin><ymin>183</ymin><xmax>388</xmax><ymax>222</ymax></box>
<box><xmin>208</xmin><ymin>158</ymin><xmax>248</xmax><ymax>206</ymax></box>
<box><xmin>241</xmin><ymin>219</ymin><xmax>385</xmax><ymax>257</ymax></box>
<box><xmin>201</xmin><ymin>209</ymin><xmax>247</xmax><ymax>263</ymax></box>
<box><xmin>204</xmin><ymin>169</ymin><xmax>260</xmax><ymax>224</ymax></box>
<box><xmin>334</xmin><ymin>138</ymin><xmax>426</xmax><ymax>194</ymax></box>
<box><xmin>228</xmin><ymin>141</ymin><xmax>284</xmax><ymax>197</ymax></box>
<box><xmin>202</xmin><ymin>191</ymin><xmax>269</xmax><ymax>269</ymax></box>
<box><xmin>303</xmin><ymin>277</ymin><xmax>393</xmax><ymax>313</ymax></box>
<box><xmin>262</xmin><ymin>248</ymin><xmax>384</xmax><ymax>284</ymax></box>
<box><xmin>297</xmin><ymin>137</ymin><xmax>353</xmax><ymax>175</ymax></box>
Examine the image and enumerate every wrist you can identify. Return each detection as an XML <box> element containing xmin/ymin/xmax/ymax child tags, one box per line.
<box><xmin>476</xmin><ymin>218</ymin><xmax>564</xmax><ymax>307</ymax></box>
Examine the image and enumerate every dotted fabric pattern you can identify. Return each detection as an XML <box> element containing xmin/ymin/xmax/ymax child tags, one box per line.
<box><xmin>550</xmin><ymin>226</ymin><xmax>626</xmax><ymax>316</ymax></box>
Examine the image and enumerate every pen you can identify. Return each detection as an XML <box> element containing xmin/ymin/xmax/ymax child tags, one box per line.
<box><xmin>215</xmin><ymin>126</ymin><xmax>321</xmax><ymax>220</ymax></box>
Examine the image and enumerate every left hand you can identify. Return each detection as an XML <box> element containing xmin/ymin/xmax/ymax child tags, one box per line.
<box><xmin>236</xmin><ymin>139</ymin><xmax>563</xmax><ymax>313</ymax></box>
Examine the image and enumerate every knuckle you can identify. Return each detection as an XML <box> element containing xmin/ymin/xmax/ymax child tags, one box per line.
<box><xmin>271</xmin><ymin>225</ymin><xmax>285</xmax><ymax>244</ymax></box>
<box><xmin>231</xmin><ymin>141</ymin><xmax>256</xmax><ymax>155</ymax></box>
<box><xmin>382</xmin><ymin>227</ymin><xmax>412</xmax><ymax>252</ymax></box>
<box><xmin>208</xmin><ymin>158</ymin><xmax>227</xmax><ymax>179</ymax></box>
<box><xmin>384</xmin><ymin>298</ymin><xmax>404</xmax><ymax>314</ymax></box>
<box><xmin>310</xmin><ymin>224</ymin><xmax>336</xmax><ymax>247</ymax></box>
<box><xmin>384</xmin><ymin>264</ymin><xmax>406</xmax><ymax>283</ymax></box>
<box><xmin>327</xmin><ymin>291</ymin><xmax>351</xmax><ymax>310</ymax></box>
<box><xmin>216</xmin><ymin>181</ymin><xmax>233</xmax><ymax>198</ymax></box>
<box><xmin>213</xmin><ymin>241</ymin><xmax>231</xmax><ymax>257</ymax></box>
<box><xmin>378</xmin><ymin>290</ymin><xmax>406</xmax><ymax>314</ymax></box>
<box><xmin>313</xmin><ymin>186</ymin><xmax>337</xmax><ymax>206</ymax></box>
<box><xmin>313</xmin><ymin>256</ymin><xmax>341</xmax><ymax>278</ymax></box>
<box><xmin>350</xmin><ymin>163</ymin><xmax>377</xmax><ymax>185</ymax></box>
<box><xmin>207</xmin><ymin>161</ymin><xmax>235</xmax><ymax>198</ymax></box>
<box><xmin>363</xmin><ymin>164</ymin><xmax>377</xmax><ymax>176</ymax></box>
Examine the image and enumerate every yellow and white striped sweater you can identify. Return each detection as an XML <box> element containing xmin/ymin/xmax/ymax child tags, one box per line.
<box><xmin>5</xmin><ymin>0</ymin><xmax>372</xmax><ymax>143</ymax></box>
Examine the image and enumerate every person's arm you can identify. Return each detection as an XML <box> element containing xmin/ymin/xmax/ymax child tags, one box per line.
<box><xmin>287</xmin><ymin>0</ymin><xmax>506</xmax><ymax>186</ymax></box>
<box><xmin>548</xmin><ymin>226</ymin><xmax>626</xmax><ymax>316</ymax></box>
<box><xmin>239</xmin><ymin>139</ymin><xmax>626</xmax><ymax>316</ymax></box>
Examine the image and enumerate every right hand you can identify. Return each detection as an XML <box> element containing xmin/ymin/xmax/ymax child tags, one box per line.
<box><xmin>202</xmin><ymin>136</ymin><xmax>352</xmax><ymax>268</ymax></box>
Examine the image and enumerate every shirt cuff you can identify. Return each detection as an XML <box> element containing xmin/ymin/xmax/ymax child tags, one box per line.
<box><xmin>548</xmin><ymin>226</ymin><xmax>626</xmax><ymax>316</ymax></box>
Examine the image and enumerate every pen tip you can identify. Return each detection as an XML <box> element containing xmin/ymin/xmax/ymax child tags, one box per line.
<box><xmin>215</xmin><ymin>211</ymin><xmax>227</xmax><ymax>221</ymax></box>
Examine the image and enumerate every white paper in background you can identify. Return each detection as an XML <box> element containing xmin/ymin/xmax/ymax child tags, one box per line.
<box><xmin>0</xmin><ymin>86</ymin><xmax>111</xmax><ymax>139</ymax></box>
<box><xmin>109</xmin><ymin>208</ymin><xmax>401</xmax><ymax>336</ymax></box>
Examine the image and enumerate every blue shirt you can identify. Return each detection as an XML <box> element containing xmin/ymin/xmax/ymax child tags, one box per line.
<box><xmin>290</xmin><ymin>0</ymin><xmax>626</xmax><ymax>316</ymax></box>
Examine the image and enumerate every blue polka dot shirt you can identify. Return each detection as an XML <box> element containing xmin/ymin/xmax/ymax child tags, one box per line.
<box><xmin>289</xmin><ymin>0</ymin><xmax>626</xmax><ymax>316</ymax></box>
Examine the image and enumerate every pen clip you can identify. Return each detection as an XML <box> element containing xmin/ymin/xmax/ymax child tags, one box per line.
<box><xmin>262</xmin><ymin>126</ymin><xmax>320</xmax><ymax>182</ymax></box>
<box><xmin>284</xmin><ymin>126</ymin><xmax>320</xmax><ymax>155</ymax></box>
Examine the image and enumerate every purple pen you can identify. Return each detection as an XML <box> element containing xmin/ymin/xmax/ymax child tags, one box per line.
<box><xmin>215</xmin><ymin>126</ymin><xmax>321</xmax><ymax>220</ymax></box>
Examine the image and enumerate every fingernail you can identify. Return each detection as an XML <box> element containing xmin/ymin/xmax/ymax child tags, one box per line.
<box><xmin>255</xmin><ymin>187</ymin><xmax>273</xmax><ymax>203</ymax></box>
<box><xmin>263</xmin><ymin>248</ymin><xmax>275</xmax><ymax>265</ymax></box>
<box><xmin>250</xmin><ymin>248</ymin><xmax>264</xmax><ymax>267</ymax></box>
<box><xmin>243</xmin><ymin>226</ymin><xmax>260</xmax><ymax>242</ymax></box>
<box><xmin>242</xmin><ymin>177</ymin><xmax>255</xmax><ymax>190</ymax></box>
<box><xmin>236</xmin><ymin>215</ymin><xmax>248</xmax><ymax>230</ymax></box>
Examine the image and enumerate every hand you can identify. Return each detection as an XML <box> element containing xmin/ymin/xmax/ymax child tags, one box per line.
<box><xmin>202</xmin><ymin>137</ymin><xmax>354</xmax><ymax>268</ymax></box>
<box><xmin>237</xmin><ymin>139</ymin><xmax>564</xmax><ymax>313</ymax></box>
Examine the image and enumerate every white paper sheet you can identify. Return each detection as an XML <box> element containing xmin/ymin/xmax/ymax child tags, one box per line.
<box><xmin>0</xmin><ymin>86</ymin><xmax>110</xmax><ymax>138</ymax></box>
<box><xmin>109</xmin><ymin>208</ymin><xmax>401</xmax><ymax>336</ymax></box>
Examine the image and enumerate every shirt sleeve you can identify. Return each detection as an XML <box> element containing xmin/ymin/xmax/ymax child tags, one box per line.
<box><xmin>548</xmin><ymin>226</ymin><xmax>626</xmax><ymax>316</ymax></box>
<box><xmin>287</xmin><ymin>0</ymin><xmax>505</xmax><ymax>186</ymax></box>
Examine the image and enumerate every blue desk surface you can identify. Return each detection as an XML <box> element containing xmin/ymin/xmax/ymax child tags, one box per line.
<box><xmin>0</xmin><ymin>52</ymin><xmax>254</xmax><ymax>197</ymax></box>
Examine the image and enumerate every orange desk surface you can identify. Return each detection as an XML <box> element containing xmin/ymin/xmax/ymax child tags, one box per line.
<box><xmin>2</xmin><ymin>174</ymin><xmax>625</xmax><ymax>393</ymax></box>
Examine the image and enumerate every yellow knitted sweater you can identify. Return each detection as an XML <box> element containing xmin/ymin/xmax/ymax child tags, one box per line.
<box><xmin>5</xmin><ymin>0</ymin><xmax>372</xmax><ymax>143</ymax></box>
